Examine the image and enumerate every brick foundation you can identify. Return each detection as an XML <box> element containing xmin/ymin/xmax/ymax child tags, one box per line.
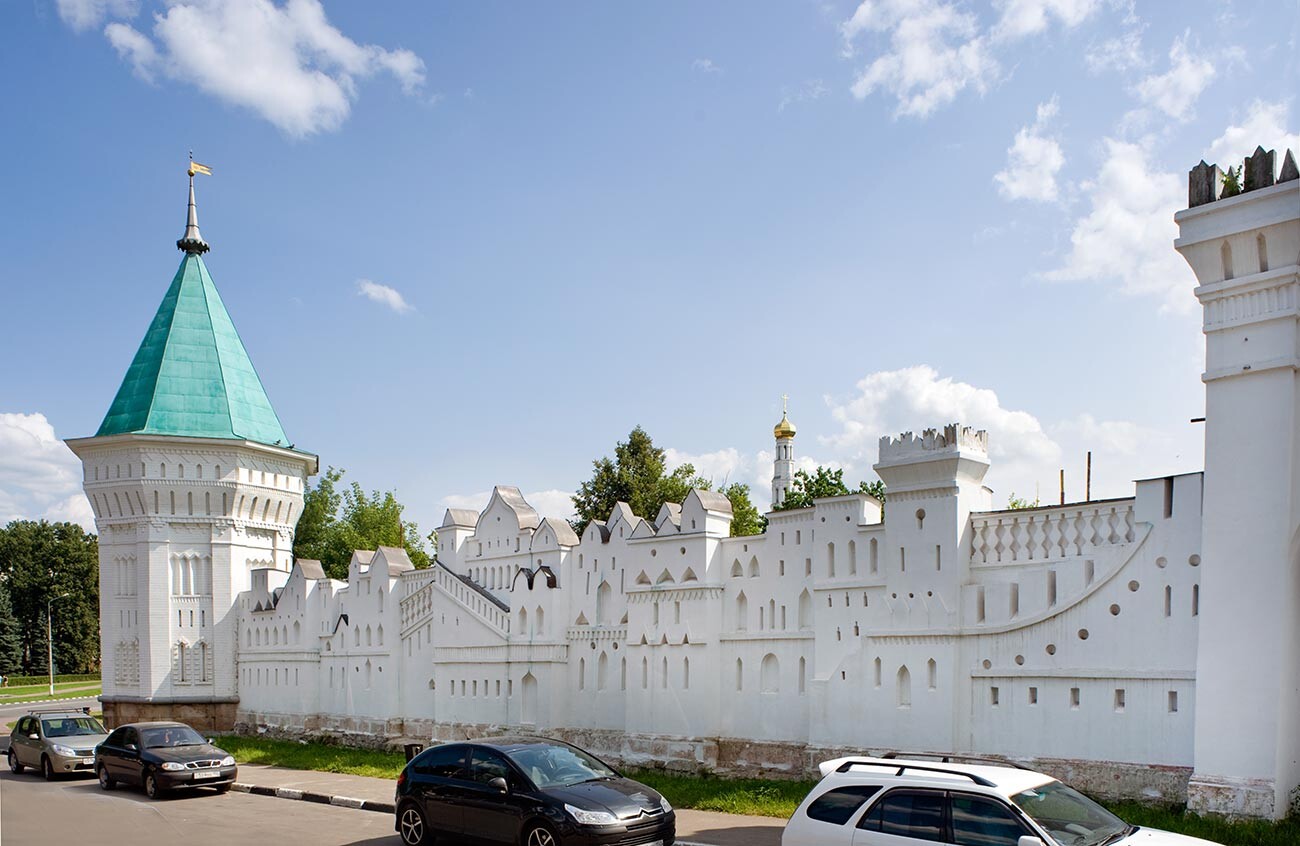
<box><xmin>103</xmin><ymin>699</ymin><xmax>239</xmax><ymax>733</ymax></box>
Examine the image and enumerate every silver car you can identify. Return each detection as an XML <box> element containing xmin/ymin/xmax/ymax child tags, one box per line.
<box><xmin>7</xmin><ymin>708</ymin><xmax>109</xmax><ymax>779</ymax></box>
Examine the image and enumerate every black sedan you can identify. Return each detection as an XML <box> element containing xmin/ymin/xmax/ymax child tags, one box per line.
<box><xmin>95</xmin><ymin>721</ymin><xmax>238</xmax><ymax>799</ymax></box>
<box><xmin>395</xmin><ymin>737</ymin><xmax>675</xmax><ymax>846</ymax></box>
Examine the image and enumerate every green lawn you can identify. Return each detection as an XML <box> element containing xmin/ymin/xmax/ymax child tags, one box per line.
<box><xmin>213</xmin><ymin>735</ymin><xmax>1298</xmax><ymax>845</ymax></box>
<box><xmin>0</xmin><ymin>681</ymin><xmax>101</xmax><ymax>702</ymax></box>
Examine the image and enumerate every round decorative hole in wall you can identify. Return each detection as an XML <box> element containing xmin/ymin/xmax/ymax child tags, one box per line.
<box><xmin>891</xmin><ymin>593</ymin><xmax>898</xmax><ymax>599</ymax></box>
<box><xmin>926</xmin><ymin>591</ymin><xmax>933</xmax><ymax>597</ymax></box>
<box><xmin>1078</xmin><ymin>628</ymin><xmax>1089</xmax><ymax>640</ymax></box>
<box><xmin>821</xmin><ymin>517</ymin><xmax>826</xmax><ymax>522</ymax></box>
<box><xmin>612</xmin><ymin>642</ymin><xmax>619</xmax><ymax>650</ymax></box>
<box><xmin>982</xmin><ymin>659</ymin><xmax>992</xmax><ymax>669</ymax></box>
<box><xmin>1015</xmin><ymin>654</ymin><xmax>1025</xmax><ymax>665</ymax></box>
<box><xmin>680</xmin><ymin>547</ymin><xmax>686</xmax><ymax>555</ymax></box>
<box><xmin>1046</xmin><ymin>644</ymin><xmax>1057</xmax><ymax>655</ymax></box>
<box><xmin>1188</xmin><ymin>554</ymin><xmax>1201</xmax><ymax>567</ymax></box>
<box><xmin>1156</xmin><ymin>556</ymin><xmax>1168</xmax><ymax>568</ymax></box>
<box><xmin>845</xmin><ymin>516</ymin><xmax>851</xmax><ymax>521</ymax></box>
<box><xmin>650</xmin><ymin>549</ymin><xmax>657</xmax><ymax>557</ymax></box>
<box><xmin>908</xmin><ymin>593</ymin><xmax>914</xmax><ymax>599</ymax></box>
<box><xmin>590</xmin><ymin>642</ymin><xmax>596</xmax><ymax>650</ymax></box>
<box><xmin>1128</xmin><ymin>580</ymin><xmax>1140</xmax><ymax>592</ymax></box>
<box><xmin>1110</xmin><ymin>604</ymin><xmax>1121</xmax><ymax>616</ymax></box>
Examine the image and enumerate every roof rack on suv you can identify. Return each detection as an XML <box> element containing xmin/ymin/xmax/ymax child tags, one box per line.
<box><xmin>27</xmin><ymin>707</ymin><xmax>91</xmax><ymax>716</ymax></box>
<box><xmin>833</xmin><ymin>758</ymin><xmax>997</xmax><ymax>787</ymax></box>
<box><xmin>880</xmin><ymin>751</ymin><xmax>1034</xmax><ymax>771</ymax></box>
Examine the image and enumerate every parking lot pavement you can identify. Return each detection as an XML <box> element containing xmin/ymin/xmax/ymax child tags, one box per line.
<box><xmin>0</xmin><ymin>767</ymin><xmax>397</xmax><ymax>846</ymax></box>
<box><xmin>0</xmin><ymin>758</ymin><xmax>785</xmax><ymax>846</ymax></box>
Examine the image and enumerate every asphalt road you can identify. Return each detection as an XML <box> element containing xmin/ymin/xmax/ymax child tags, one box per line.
<box><xmin>0</xmin><ymin>766</ymin><xmax>400</xmax><ymax>845</ymax></box>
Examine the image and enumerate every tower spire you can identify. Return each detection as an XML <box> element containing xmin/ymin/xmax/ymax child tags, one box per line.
<box><xmin>177</xmin><ymin>153</ymin><xmax>211</xmax><ymax>255</ymax></box>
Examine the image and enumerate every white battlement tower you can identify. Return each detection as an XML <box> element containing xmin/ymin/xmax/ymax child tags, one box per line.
<box><xmin>1176</xmin><ymin>146</ymin><xmax>1300</xmax><ymax>819</ymax></box>
<box><xmin>67</xmin><ymin>170</ymin><xmax>316</xmax><ymax>731</ymax></box>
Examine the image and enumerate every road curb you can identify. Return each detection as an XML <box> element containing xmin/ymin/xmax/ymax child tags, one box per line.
<box><xmin>231</xmin><ymin>781</ymin><xmax>395</xmax><ymax>815</ymax></box>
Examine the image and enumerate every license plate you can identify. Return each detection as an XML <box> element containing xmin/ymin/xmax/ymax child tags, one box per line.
<box><xmin>193</xmin><ymin>771</ymin><xmax>220</xmax><ymax>779</ymax></box>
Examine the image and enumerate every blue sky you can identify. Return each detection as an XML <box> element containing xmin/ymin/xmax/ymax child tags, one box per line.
<box><xmin>2</xmin><ymin>0</ymin><xmax>1297</xmax><ymax>537</ymax></box>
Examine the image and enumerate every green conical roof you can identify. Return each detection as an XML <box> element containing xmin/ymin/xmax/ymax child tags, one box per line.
<box><xmin>97</xmin><ymin>253</ymin><xmax>291</xmax><ymax>448</ymax></box>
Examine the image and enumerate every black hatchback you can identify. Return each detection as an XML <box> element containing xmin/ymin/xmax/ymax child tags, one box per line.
<box><xmin>95</xmin><ymin>721</ymin><xmax>238</xmax><ymax>799</ymax></box>
<box><xmin>395</xmin><ymin>737</ymin><xmax>675</xmax><ymax>846</ymax></box>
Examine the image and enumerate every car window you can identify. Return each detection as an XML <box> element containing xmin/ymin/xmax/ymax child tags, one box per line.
<box><xmin>105</xmin><ymin>728</ymin><xmax>125</xmax><ymax>746</ymax></box>
<box><xmin>504</xmin><ymin>742</ymin><xmax>617</xmax><ymax>789</ymax></box>
<box><xmin>858</xmin><ymin>790</ymin><xmax>945</xmax><ymax>842</ymax></box>
<box><xmin>806</xmin><ymin>785</ymin><xmax>882</xmax><ymax>825</ymax></box>
<box><xmin>141</xmin><ymin>725</ymin><xmax>206</xmax><ymax>748</ymax></box>
<box><xmin>951</xmin><ymin>794</ymin><xmax>1029</xmax><ymax>846</ymax></box>
<box><xmin>123</xmin><ymin>728</ymin><xmax>139</xmax><ymax>748</ymax></box>
<box><xmin>42</xmin><ymin>717</ymin><xmax>107</xmax><ymax>738</ymax></box>
<box><xmin>470</xmin><ymin>748</ymin><xmax>513</xmax><ymax>786</ymax></box>
<box><xmin>415</xmin><ymin>744</ymin><xmax>466</xmax><ymax>778</ymax></box>
<box><xmin>18</xmin><ymin>717</ymin><xmax>34</xmax><ymax>735</ymax></box>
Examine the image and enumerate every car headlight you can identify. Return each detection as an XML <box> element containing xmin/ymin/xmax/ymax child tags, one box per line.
<box><xmin>50</xmin><ymin>744</ymin><xmax>75</xmax><ymax>757</ymax></box>
<box><xmin>564</xmin><ymin>804</ymin><xmax>618</xmax><ymax>826</ymax></box>
<box><xmin>660</xmin><ymin>796</ymin><xmax>673</xmax><ymax>813</ymax></box>
<box><xmin>160</xmin><ymin>762</ymin><xmax>186</xmax><ymax>771</ymax></box>
<box><xmin>220</xmin><ymin>756</ymin><xmax>235</xmax><ymax>767</ymax></box>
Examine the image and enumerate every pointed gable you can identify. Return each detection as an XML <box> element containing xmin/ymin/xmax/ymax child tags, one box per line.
<box><xmin>97</xmin><ymin>254</ymin><xmax>290</xmax><ymax>448</ymax></box>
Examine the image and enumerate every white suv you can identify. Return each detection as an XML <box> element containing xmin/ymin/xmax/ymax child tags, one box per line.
<box><xmin>782</xmin><ymin>755</ymin><xmax>1219</xmax><ymax>846</ymax></box>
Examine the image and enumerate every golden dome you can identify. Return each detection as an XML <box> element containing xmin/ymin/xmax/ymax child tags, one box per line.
<box><xmin>773</xmin><ymin>412</ymin><xmax>796</xmax><ymax>439</ymax></box>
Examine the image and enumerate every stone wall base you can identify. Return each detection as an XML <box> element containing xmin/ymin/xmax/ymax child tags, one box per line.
<box><xmin>1187</xmin><ymin>773</ymin><xmax>1280</xmax><ymax>820</ymax></box>
<box><xmin>235</xmin><ymin>710</ymin><xmax>1192</xmax><ymax>806</ymax></box>
<box><xmin>104</xmin><ymin>699</ymin><xmax>238</xmax><ymax>733</ymax></box>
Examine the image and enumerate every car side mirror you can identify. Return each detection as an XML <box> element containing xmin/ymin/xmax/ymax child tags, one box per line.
<box><xmin>125</xmin><ymin>743</ymin><xmax>137</xmax><ymax>752</ymax></box>
<box><xmin>28</xmin><ymin>733</ymin><xmax>39</xmax><ymax>740</ymax></box>
<box><xmin>1018</xmin><ymin>837</ymin><xmax>1045</xmax><ymax>846</ymax></box>
<box><xmin>489</xmin><ymin>777</ymin><xmax>509</xmax><ymax>793</ymax></box>
<box><xmin>207</xmin><ymin>738</ymin><xmax>214</xmax><ymax>745</ymax></box>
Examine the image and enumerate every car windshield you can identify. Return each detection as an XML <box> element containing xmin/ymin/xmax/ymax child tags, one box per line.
<box><xmin>141</xmin><ymin>726</ymin><xmax>207</xmax><ymax>749</ymax></box>
<box><xmin>505</xmin><ymin>743</ymin><xmax>618</xmax><ymax>789</ymax></box>
<box><xmin>1012</xmin><ymin>781</ymin><xmax>1131</xmax><ymax>846</ymax></box>
<box><xmin>41</xmin><ymin>717</ymin><xmax>107</xmax><ymax>738</ymax></box>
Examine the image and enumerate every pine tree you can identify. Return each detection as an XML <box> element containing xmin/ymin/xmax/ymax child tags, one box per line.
<box><xmin>0</xmin><ymin>583</ymin><xmax>22</xmax><ymax>676</ymax></box>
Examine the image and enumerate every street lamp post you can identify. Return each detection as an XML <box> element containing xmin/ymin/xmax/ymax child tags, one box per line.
<box><xmin>47</xmin><ymin>593</ymin><xmax>70</xmax><ymax>697</ymax></box>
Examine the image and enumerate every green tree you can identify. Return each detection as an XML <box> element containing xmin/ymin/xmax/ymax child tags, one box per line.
<box><xmin>0</xmin><ymin>583</ymin><xmax>24</xmax><ymax>676</ymax></box>
<box><xmin>291</xmin><ymin>467</ymin><xmax>432</xmax><ymax>580</ymax></box>
<box><xmin>773</xmin><ymin>467</ymin><xmax>851</xmax><ymax>510</ymax></box>
<box><xmin>858</xmin><ymin>479</ymin><xmax>887</xmax><ymax>503</ymax></box>
<box><xmin>571</xmin><ymin>427</ymin><xmax>708</xmax><ymax>534</ymax></box>
<box><xmin>721</xmin><ymin>483</ymin><xmax>766</xmax><ymax>536</ymax></box>
<box><xmin>1007</xmin><ymin>492</ymin><xmax>1040</xmax><ymax>510</ymax></box>
<box><xmin>0</xmin><ymin>520</ymin><xmax>100</xmax><ymax>674</ymax></box>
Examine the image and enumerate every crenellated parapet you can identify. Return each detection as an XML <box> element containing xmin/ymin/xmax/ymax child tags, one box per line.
<box><xmin>878</xmin><ymin>423</ymin><xmax>989</xmax><ymax>463</ymax></box>
<box><xmin>1188</xmin><ymin>145</ymin><xmax>1298</xmax><ymax>207</ymax></box>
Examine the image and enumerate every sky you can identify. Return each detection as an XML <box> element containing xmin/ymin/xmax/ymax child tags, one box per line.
<box><xmin>2</xmin><ymin>0</ymin><xmax>1298</xmax><ymax>538</ymax></box>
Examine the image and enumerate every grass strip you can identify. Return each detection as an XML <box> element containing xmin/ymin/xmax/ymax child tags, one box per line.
<box><xmin>213</xmin><ymin>735</ymin><xmax>1299</xmax><ymax>844</ymax></box>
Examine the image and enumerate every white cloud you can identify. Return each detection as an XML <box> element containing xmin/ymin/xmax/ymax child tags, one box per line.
<box><xmin>691</xmin><ymin>58</ymin><xmax>722</xmax><ymax>74</ymax></box>
<box><xmin>356</xmin><ymin>279</ymin><xmax>413</xmax><ymax>313</ymax></box>
<box><xmin>1132</xmin><ymin>32</ymin><xmax>1215</xmax><ymax>122</ymax></box>
<box><xmin>841</xmin><ymin>0</ymin><xmax>1098</xmax><ymax>117</ymax></box>
<box><xmin>842</xmin><ymin>0</ymin><xmax>998</xmax><ymax>118</ymax></box>
<box><xmin>91</xmin><ymin>0</ymin><xmax>425</xmax><ymax>137</ymax></box>
<box><xmin>778</xmin><ymin>79</ymin><xmax>829</xmax><ymax>112</ymax></box>
<box><xmin>438</xmin><ymin>489</ymin><xmax>575</xmax><ymax>522</ymax></box>
<box><xmin>55</xmin><ymin>0</ymin><xmax>137</xmax><ymax>32</ymax></box>
<box><xmin>994</xmin><ymin>96</ymin><xmax>1065</xmax><ymax>202</ymax></box>
<box><xmin>1204</xmin><ymin>100</ymin><xmax>1300</xmax><ymax>169</ymax></box>
<box><xmin>992</xmin><ymin>0</ymin><xmax>1099</xmax><ymax>41</ymax></box>
<box><xmin>1045</xmin><ymin>138</ymin><xmax>1190</xmax><ymax>312</ymax></box>
<box><xmin>823</xmin><ymin>366</ymin><xmax>1061</xmax><ymax>488</ymax></box>
<box><xmin>1085</xmin><ymin>28</ymin><xmax>1147</xmax><ymax>74</ymax></box>
<box><xmin>0</xmin><ymin>413</ymin><xmax>95</xmax><ymax>532</ymax></box>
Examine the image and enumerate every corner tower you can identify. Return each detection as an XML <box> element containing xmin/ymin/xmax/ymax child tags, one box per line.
<box><xmin>772</xmin><ymin>396</ymin><xmax>796</xmax><ymax>508</ymax></box>
<box><xmin>67</xmin><ymin>167</ymin><xmax>317</xmax><ymax>731</ymax></box>
<box><xmin>1175</xmin><ymin>146</ymin><xmax>1300</xmax><ymax>819</ymax></box>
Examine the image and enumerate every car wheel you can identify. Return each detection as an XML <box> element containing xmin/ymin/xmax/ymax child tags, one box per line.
<box><xmin>522</xmin><ymin>822</ymin><xmax>557</xmax><ymax>846</ymax></box>
<box><xmin>144</xmin><ymin>771</ymin><xmax>162</xmax><ymax>800</ymax></box>
<box><xmin>214</xmin><ymin>783</ymin><xmax>231</xmax><ymax>794</ymax></box>
<box><xmin>97</xmin><ymin>764</ymin><xmax>115</xmax><ymax>790</ymax></box>
<box><xmin>397</xmin><ymin>802</ymin><xmax>431</xmax><ymax>846</ymax></box>
<box><xmin>7</xmin><ymin>749</ymin><xmax>23</xmax><ymax>774</ymax></box>
<box><xmin>41</xmin><ymin>755</ymin><xmax>56</xmax><ymax>781</ymax></box>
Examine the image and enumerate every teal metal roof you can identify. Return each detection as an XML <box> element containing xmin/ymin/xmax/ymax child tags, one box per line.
<box><xmin>96</xmin><ymin>253</ymin><xmax>290</xmax><ymax>448</ymax></box>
